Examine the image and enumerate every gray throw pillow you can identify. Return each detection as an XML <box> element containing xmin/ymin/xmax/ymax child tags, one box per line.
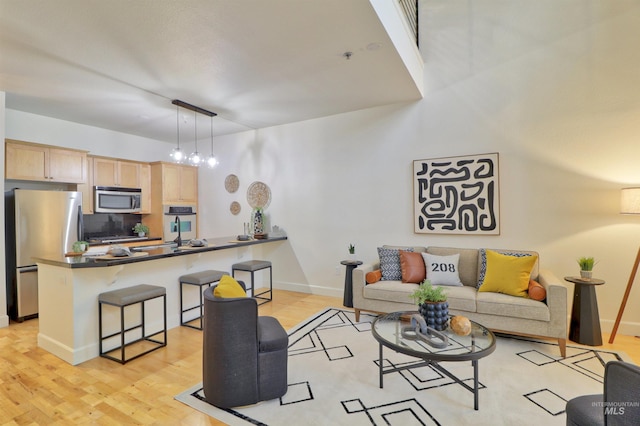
<box><xmin>378</xmin><ymin>247</ymin><xmax>414</xmax><ymax>281</ymax></box>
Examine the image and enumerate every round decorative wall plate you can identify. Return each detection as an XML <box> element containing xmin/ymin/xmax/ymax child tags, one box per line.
<box><xmin>224</xmin><ymin>174</ymin><xmax>239</xmax><ymax>193</ymax></box>
<box><xmin>247</xmin><ymin>181</ymin><xmax>271</xmax><ymax>209</ymax></box>
<box><xmin>230</xmin><ymin>201</ymin><xmax>241</xmax><ymax>215</ymax></box>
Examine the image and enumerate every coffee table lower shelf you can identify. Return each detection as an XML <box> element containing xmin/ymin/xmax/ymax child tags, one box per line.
<box><xmin>377</xmin><ymin>343</ymin><xmax>482</xmax><ymax>410</ymax></box>
<box><xmin>371</xmin><ymin>311</ymin><xmax>496</xmax><ymax>411</ymax></box>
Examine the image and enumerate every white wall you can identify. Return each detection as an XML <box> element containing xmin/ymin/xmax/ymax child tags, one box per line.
<box><xmin>4</xmin><ymin>1</ymin><xmax>640</xmax><ymax>336</ymax></box>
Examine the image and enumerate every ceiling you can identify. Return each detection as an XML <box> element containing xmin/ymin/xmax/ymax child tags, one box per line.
<box><xmin>0</xmin><ymin>0</ymin><xmax>423</xmax><ymax>143</ymax></box>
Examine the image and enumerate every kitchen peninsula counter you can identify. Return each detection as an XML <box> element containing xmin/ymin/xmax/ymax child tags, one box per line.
<box><xmin>34</xmin><ymin>235</ymin><xmax>287</xmax><ymax>365</ymax></box>
<box><xmin>35</xmin><ymin>236</ymin><xmax>288</xmax><ymax>268</ymax></box>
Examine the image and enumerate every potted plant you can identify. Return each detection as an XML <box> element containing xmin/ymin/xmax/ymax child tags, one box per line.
<box><xmin>348</xmin><ymin>244</ymin><xmax>355</xmax><ymax>261</ymax></box>
<box><xmin>577</xmin><ymin>256</ymin><xmax>595</xmax><ymax>280</ymax></box>
<box><xmin>72</xmin><ymin>240</ymin><xmax>89</xmax><ymax>253</ymax></box>
<box><xmin>133</xmin><ymin>223</ymin><xmax>149</xmax><ymax>237</ymax></box>
<box><xmin>409</xmin><ymin>279</ymin><xmax>449</xmax><ymax>331</ymax></box>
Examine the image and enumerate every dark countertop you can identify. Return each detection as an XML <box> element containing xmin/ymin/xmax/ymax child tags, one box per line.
<box><xmin>34</xmin><ymin>236</ymin><xmax>287</xmax><ymax>269</ymax></box>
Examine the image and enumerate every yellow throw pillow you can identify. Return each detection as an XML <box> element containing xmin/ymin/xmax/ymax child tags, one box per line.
<box><xmin>214</xmin><ymin>275</ymin><xmax>246</xmax><ymax>298</ymax></box>
<box><xmin>478</xmin><ymin>250</ymin><xmax>538</xmax><ymax>298</ymax></box>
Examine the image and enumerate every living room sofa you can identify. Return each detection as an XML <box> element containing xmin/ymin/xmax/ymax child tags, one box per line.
<box><xmin>352</xmin><ymin>245</ymin><xmax>568</xmax><ymax>357</ymax></box>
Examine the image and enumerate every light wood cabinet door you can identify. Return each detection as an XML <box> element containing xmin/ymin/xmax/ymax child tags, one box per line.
<box><xmin>139</xmin><ymin>163</ymin><xmax>151</xmax><ymax>214</ymax></box>
<box><xmin>5</xmin><ymin>142</ymin><xmax>48</xmax><ymax>181</ymax></box>
<box><xmin>118</xmin><ymin>161</ymin><xmax>140</xmax><ymax>188</ymax></box>
<box><xmin>5</xmin><ymin>140</ymin><xmax>87</xmax><ymax>183</ymax></box>
<box><xmin>93</xmin><ymin>158</ymin><xmax>118</xmax><ymax>186</ymax></box>
<box><xmin>179</xmin><ymin>166</ymin><xmax>198</xmax><ymax>203</ymax></box>
<box><xmin>162</xmin><ymin>164</ymin><xmax>182</xmax><ymax>203</ymax></box>
<box><xmin>48</xmin><ymin>148</ymin><xmax>87</xmax><ymax>183</ymax></box>
<box><xmin>79</xmin><ymin>157</ymin><xmax>94</xmax><ymax>214</ymax></box>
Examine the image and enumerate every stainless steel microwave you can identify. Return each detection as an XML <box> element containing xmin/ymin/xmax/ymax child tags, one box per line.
<box><xmin>94</xmin><ymin>186</ymin><xmax>142</xmax><ymax>213</ymax></box>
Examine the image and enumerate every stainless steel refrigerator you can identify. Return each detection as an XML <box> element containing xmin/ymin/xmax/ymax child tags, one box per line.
<box><xmin>5</xmin><ymin>189</ymin><xmax>83</xmax><ymax>321</ymax></box>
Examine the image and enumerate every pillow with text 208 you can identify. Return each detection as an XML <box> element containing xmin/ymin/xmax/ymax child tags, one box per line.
<box><xmin>421</xmin><ymin>253</ymin><xmax>463</xmax><ymax>286</ymax></box>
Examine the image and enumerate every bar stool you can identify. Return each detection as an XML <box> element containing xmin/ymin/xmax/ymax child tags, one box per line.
<box><xmin>231</xmin><ymin>260</ymin><xmax>272</xmax><ymax>305</ymax></box>
<box><xmin>98</xmin><ymin>284</ymin><xmax>167</xmax><ymax>364</ymax></box>
<box><xmin>180</xmin><ymin>270</ymin><xmax>228</xmax><ymax>329</ymax></box>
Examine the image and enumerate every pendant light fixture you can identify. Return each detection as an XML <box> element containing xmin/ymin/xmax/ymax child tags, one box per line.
<box><xmin>170</xmin><ymin>103</ymin><xmax>184</xmax><ymax>163</ymax></box>
<box><xmin>188</xmin><ymin>108</ymin><xmax>202</xmax><ymax>166</ymax></box>
<box><xmin>171</xmin><ymin>100</ymin><xmax>218</xmax><ymax>167</ymax></box>
<box><xmin>207</xmin><ymin>114</ymin><xmax>218</xmax><ymax>168</ymax></box>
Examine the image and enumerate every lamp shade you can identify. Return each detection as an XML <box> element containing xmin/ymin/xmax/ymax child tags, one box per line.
<box><xmin>620</xmin><ymin>187</ymin><xmax>640</xmax><ymax>214</ymax></box>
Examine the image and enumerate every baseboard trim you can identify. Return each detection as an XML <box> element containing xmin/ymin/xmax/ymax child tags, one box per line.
<box><xmin>274</xmin><ymin>281</ymin><xmax>343</xmax><ymax>298</ymax></box>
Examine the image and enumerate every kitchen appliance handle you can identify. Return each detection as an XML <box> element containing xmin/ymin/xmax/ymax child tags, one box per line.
<box><xmin>18</xmin><ymin>265</ymin><xmax>38</xmax><ymax>273</ymax></box>
<box><xmin>77</xmin><ymin>205</ymin><xmax>84</xmax><ymax>241</ymax></box>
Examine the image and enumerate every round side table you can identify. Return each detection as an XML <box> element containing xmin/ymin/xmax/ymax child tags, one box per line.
<box><xmin>341</xmin><ymin>260</ymin><xmax>362</xmax><ymax>308</ymax></box>
<box><xmin>564</xmin><ymin>276</ymin><xmax>605</xmax><ymax>346</ymax></box>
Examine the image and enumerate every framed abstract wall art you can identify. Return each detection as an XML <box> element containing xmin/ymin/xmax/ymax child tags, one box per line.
<box><xmin>413</xmin><ymin>153</ymin><xmax>500</xmax><ymax>235</ymax></box>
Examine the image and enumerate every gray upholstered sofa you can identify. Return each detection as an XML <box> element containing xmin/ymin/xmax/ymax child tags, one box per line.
<box><xmin>352</xmin><ymin>245</ymin><xmax>568</xmax><ymax>357</ymax></box>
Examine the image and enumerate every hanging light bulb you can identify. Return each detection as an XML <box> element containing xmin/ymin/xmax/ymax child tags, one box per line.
<box><xmin>207</xmin><ymin>114</ymin><xmax>218</xmax><ymax>168</ymax></box>
<box><xmin>170</xmin><ymin>103</ymin><xmax>184</xmax><ymax>163</ymax></box>
<box><xmin>188</xmin><ymin>109</ymin><xmax>201</xmax><ymax>166</ymax></box>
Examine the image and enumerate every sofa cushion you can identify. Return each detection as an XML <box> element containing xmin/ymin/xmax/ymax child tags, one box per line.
<box><xmin>422</xmin><ymin>253</ymin><xmax>463</xmax><ymax>286</ymax></box>
<box><xmin>476</xmin><ymin>291</ymin><xmax>550</xmax><ymax>321</ymax></box>
<box><xmin>378</xmin><ymin>247</ymin><xmax>414</xmax><ymax>281</ymax></box>
<box><xmin>363</xmin><ymin>280</ymin><xmax>418</xmax><ymax>304</ymax></box>
<box><xmin>478</xmin><ymin>250</ymin><xmax>538</xmax><ymax>298</ymax></box>
<box><xmin>435</xmin><ymin>284</ymin><xmax>477</xmax><ymax>312</ymax></box>
<box><xmin>426</xmin><ymin>247</ymin><xmax>479</xmax><ymax>287</ymax></box>
<box><xmin>477</xmin><ymin>248</ymin><xmax>539</xmax><ymax>288</ymax></box>
<box><xmin>400</xmin><ymin>251</ymin><xmax>426</xmax><ymax>283</ymax></box>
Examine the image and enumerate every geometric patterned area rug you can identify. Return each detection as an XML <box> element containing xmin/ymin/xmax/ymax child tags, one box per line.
<box><xmin>175</xmin><ymin>308</ymin><xmax>631</xmax><ymax>426</ymax></box>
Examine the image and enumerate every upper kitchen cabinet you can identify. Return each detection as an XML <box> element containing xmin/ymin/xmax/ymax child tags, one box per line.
<box><xmin>5</xmin><ymin>139</ymin><xmax>88</xmax><ymax>183</ymax></box>
<box><xmin>151</xmin><ymin>162</ymin><xmax>198</xmax><ymax>204</ymax></box>
<box><xmin>79</xmin><ymin>156</ymin><xmax>151</xmax><ymax>214</ymax></box>
<box><xmin>93</xmin><ymin>157</ymin><xmax>140</xmax><ymax>188</ymax></box>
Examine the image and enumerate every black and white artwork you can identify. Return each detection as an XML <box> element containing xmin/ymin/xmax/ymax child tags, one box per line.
<box><xmin>414</xmin><ymin>153</ymin><xmax>500</xmax><ymax>235</ymax></box>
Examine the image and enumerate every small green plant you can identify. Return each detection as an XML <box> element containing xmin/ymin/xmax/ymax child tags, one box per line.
<box><xmin>577</xmin><ymin>256</ymin><xmax>595</xmax><ymax>271</ymax></box>
<box><xmin>409</xmin><ymin>279</ymin><xmax>447</xmax><ymax>304</ymax></box>
<box><xmin>348</xmin><ymin>244</ymin><xmax>355</xmax><ymax>254</ymax></box>
<box><xmin>133</xmin><ymin>223</ymin><xmax>149</xmax><ymax>234</ymax></box>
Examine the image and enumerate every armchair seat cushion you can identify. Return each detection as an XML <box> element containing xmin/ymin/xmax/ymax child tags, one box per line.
<box><xmin>566</xmin><ymin>395</ymin><xmax>603</xmax><ymax>426</ymax></box>
<box><xmin>258</xmin><ymin>316</ymin><xmax>288</xmax><ymax>352</ymax></box>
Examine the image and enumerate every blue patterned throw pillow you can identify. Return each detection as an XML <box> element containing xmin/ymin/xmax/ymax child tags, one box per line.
<box><xmin>378</xmin><ymin>247</ymin><xmax>414</xmax><ymax>281</ymax></box>
<box><xmin>476</xmin><ymin>248</ymin><xmax>532</xmax><ymax>288</ymax></box>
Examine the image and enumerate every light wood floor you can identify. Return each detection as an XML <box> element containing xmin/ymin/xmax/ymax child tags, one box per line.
<box><xmin>1</xmin><ymin>290</ymin><xmax>639</xmax><ymax>425</ymax></box>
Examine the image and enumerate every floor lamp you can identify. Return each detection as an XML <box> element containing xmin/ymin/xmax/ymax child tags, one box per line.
<box><xmin>609</xmin><ymin>187</ymin><xmax>640</xmax><ymax>343</ymax></box>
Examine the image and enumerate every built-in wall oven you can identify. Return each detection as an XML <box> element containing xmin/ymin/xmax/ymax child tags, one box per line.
<box><xmin>94</xmin><ymin>186</ymin><xmax>142</xmax><ymax>213</ymax></box>
<box><xmin>164</xmin><ymin>205</ymin><xmax>197</xmax><ymax>243</ymax></box>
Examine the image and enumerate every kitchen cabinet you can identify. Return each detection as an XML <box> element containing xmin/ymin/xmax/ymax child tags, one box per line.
<box><xmin>152</xmin><ymin>162</ymin><xmax>198</xmax><ymax>204</ymax></box>
<box><xmin>79</xmin><ymin>156</ymin><xmax>151</xmax><ymax>214</ymax></box>
<box><xmin>148</xmin><ymin>162</ymin><xmax>198</xmax><ymax>239</ymax></box>
<box><xmin>5</xmin><ymin>139</ymin><xmax>87</xmax><ymax>183</ymax></box>
<box><xmin>79</xmin><ymin>156</ymin><xmax>94</xmax><ymax>214</ymax></box>
<box><xmin>93</xmin><ymin>157</ymin><xmax>140</xmax><ymax>188</ymax></box>
<box><xmin>139</xmin><ymin>163</ymin><xmax>151</xmax><ymax>214</ymax></box>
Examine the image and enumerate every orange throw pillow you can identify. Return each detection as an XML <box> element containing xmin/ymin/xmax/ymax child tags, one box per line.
<box><xmin>528</xmin><ymin>279</ymin><xmax>546</xmax><ymax>301</ymax></box>
<box><xmin>366</xmin><ymin>270</ymin><xmax>382</xmax><ymax>284</ymax></box>
<box><xmin>400</xmin><ymin>251</ymin><xmax>426</xmax><ymax>283</ymax></box>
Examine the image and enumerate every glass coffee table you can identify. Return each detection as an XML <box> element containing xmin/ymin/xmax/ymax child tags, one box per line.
<box><xmin>371</xmin><ymin>311</ymin><xmax>496</xmax><ymax>410</ymax></box>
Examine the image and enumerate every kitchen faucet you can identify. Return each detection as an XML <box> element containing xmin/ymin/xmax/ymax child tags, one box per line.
<box><xmin>174</xmin><ymin>215</ymin><xmax>182</xmax><ymax>247</ymax></box>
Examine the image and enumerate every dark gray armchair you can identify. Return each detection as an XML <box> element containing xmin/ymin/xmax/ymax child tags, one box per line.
<box><xmin>566</xmin><ymin>361</ymin><xmax>640</xmax><ymax>425</ymax></box>
<box><xmin>202</xmin><ymin>284</ymin><xmax>288</xmax><ymax>408</ymax></box>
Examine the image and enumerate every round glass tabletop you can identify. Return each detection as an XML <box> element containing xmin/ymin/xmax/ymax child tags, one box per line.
<box><xmin>371</xmin><ymin>311</ymin><xmax>496</xmax><ymax>362</ymax></box>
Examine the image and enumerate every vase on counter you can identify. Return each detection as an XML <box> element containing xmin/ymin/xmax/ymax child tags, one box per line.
<box><xmin>252</xmin><ymin>208</ymin><xmax>264</xmax><ymax>235</ymax></box>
